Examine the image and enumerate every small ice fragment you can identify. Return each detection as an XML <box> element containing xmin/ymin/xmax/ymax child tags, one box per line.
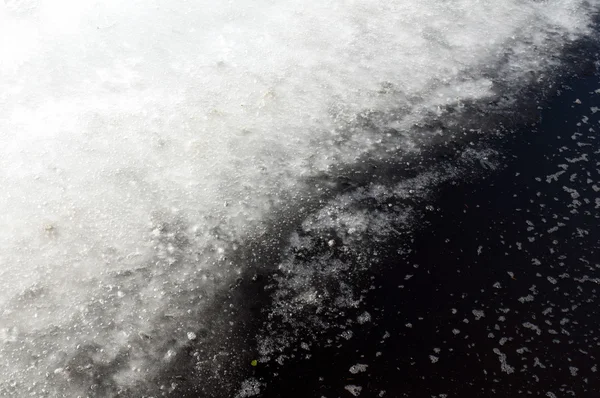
<box><xmin>357</xmin><ymin>312</ymin><xmax>371</xmax><ymax>324</ymax></box>
<box><xmin>493</xmin><ymin>348</ymin><xmax>514</xmax><ymax>374</ymax></box>
<box><xmin>187</xmin><ymin>332</ymin><xmax>197</xmax><ymax>341</ymax></box>
<box><xmin>522</xmin><ymin>322</ymin><xmax>542</xmax><ymax>335</ymax></box>
<box><xmin>569</xmin><ymin>366</ymin><xmax>578</xmax><ymax>376</ymax></box>
<box><xmin>472</xmin><ymin>309</ymin><xmax>485</xmax><ymax>320</ymax></box>
<box><xmin>235</xmin><ymin>378</ymin><xmax>261</xmax><ymax>398</ymax></box>
<box><xmin>349</xmin><ymin>364</ymin><xmax>368</xmax><ymax>374</ymax></box>
<box><xmin>345</xmin><ymin>385</ymin><xmax>362</xmax><ymax>396</ymax></box>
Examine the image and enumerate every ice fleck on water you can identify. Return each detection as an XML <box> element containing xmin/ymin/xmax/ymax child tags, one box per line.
<box><xmin>523</xmin><ymin>322</ymin><xmax>542</xmax><ymax>335</ymax></box>
<box><xmin>546</xmin><ymin>170</ymin><xmax>566</xmax><ymax>183</ymax></box>
<box><xmin>429</xmin><ymin>355</ymin><xmax>439</xmax><ymax>363</ymax></box>
<box><xmin>349</xmin><ymin>364</ymin><xmax>368</xmax><ymax>374</ymax></box>
<box><xmin>569</xmin><ymin>366</ymin><xmax>578</xmax><ymax>376</ymax></box>
<box><xmin>235</xmin><ymin>378</ymin><xmax>262</xmax><ymax>398</ymax></box>
<box><xmin>357</xmin><ymin>311</ymin><xmax>371</xmax><ymax>324</ymax></box>
<box><xmin>493</xmin><ymin>348</ymin><xmax>514</xmax><ymax>374</ymax></box>
<box><xmin>345</xmin><ymin>385</ymin><xmax>362</xmax><ymax>396</ymax></box>
<box><xmin>542</xmin><ymin>307</ymin><xmax>553</xmax><ymax>315</ymax></box>
<box><xmin>534</xmin><ymin>357</ymin><xmax>546</xmax><ymax>368</ymax></box>
<box><xmin>472</xmin><ymin>309</ymin><xmax>485</xmax><ymax>320</ymax></box>
<box><xmin>518</xmin><ymin>295</ymin><xmax>535</xmax><ymax>303</ymax></box>
<box><xmin>186</xmin><ymin>332</ymin><xmax>197</xmax><ymax>341</ymax></box>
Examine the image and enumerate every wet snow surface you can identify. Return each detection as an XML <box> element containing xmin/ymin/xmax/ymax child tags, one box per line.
<box><xmin>1</xmin><ymin>1</ymin><xmax>600</xmax><ymax>397</ymax></box>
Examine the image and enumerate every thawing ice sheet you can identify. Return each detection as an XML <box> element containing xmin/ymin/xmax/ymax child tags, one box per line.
<box><xmin>0</xmin><ymin>0</ymin><xmax>598</xmax><ymax>395</ymax></box>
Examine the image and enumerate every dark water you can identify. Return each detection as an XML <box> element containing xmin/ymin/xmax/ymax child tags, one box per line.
<box><xmin>245</xmin><ymin>67</ymin><xmax>600</xmax><ymax>396</ymax></box>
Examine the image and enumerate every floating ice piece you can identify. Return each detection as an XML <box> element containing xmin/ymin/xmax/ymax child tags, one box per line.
<box><xmin>345</xmin><ymin>385</ymin><xmax>363</xmax><ymax>397</ymax></box>
<box><xmin>349</xmin><ymin>364</ymin><xmax>368</xmax><ymax>374</ymax></box>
